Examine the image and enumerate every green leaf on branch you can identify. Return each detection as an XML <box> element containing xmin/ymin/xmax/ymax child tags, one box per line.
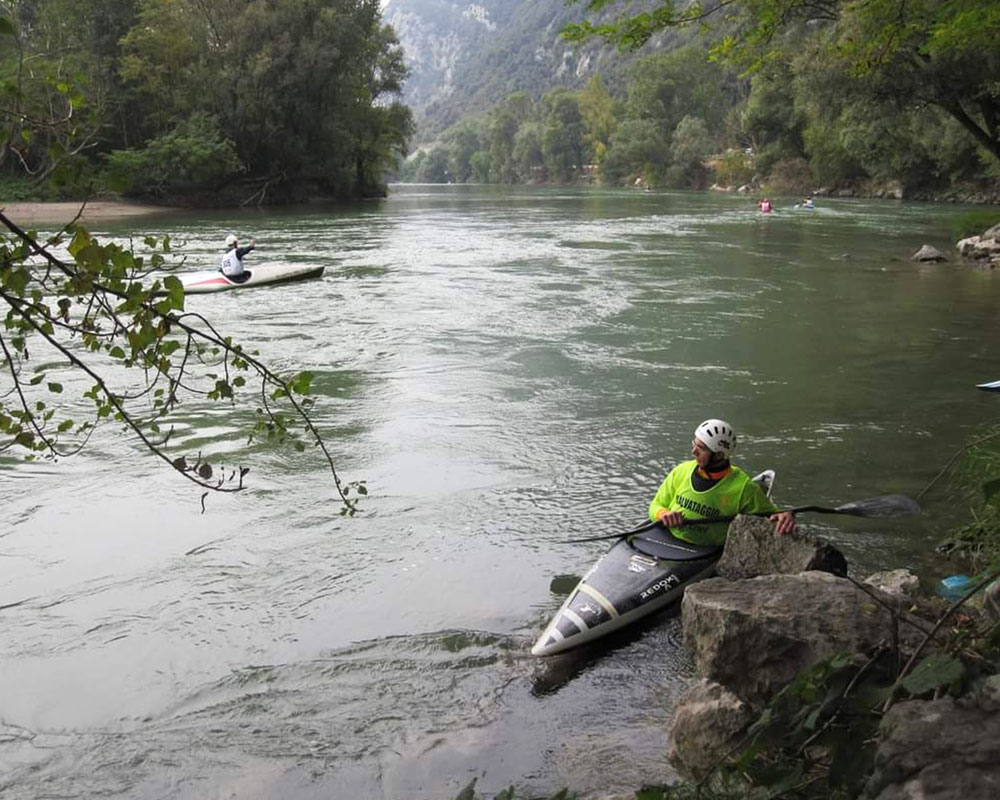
<box><xmin>289</xmin><ymin>371</ymin><xmax>314</xmax><ymax>395</ymax></box>
<box><xmin>901</xmin><ymin>653</ymin><xmax>965</xmax><ymax>696</ymax></box>
<box><xmin>2</xmin><ymin>267</ymin><xmax>30</xmax><ymax>295</ymax></box>
<box><xmin>212</xmin><ymin>379</ymin><xmax>233</xmax><ymax>400</ymax></box>
<box><xmin>163</xmin><ymin>275</ymin><xmax>185</xmax><ymax>309</ymax></box>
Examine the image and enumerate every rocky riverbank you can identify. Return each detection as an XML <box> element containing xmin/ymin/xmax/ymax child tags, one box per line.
<box><xmin>665</xmin><ymin>516</ymin><xmax>1000</xmax><ymax>799</ymax></box>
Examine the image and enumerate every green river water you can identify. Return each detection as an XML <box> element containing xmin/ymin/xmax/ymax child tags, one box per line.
<box><xmin>2</xmin><ymin>185</ymin><xmax>1000</xmax><ymax>798</ymax></box>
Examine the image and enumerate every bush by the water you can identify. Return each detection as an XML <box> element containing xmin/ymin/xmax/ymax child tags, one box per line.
<box><xmin>103</xmin><ymin>113</ymin><xmax>239</xmax><ymax>199</ymax></box>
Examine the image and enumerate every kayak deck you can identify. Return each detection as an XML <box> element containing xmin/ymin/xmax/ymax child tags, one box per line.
<box><xmin>531</xmin><ymin>527</ymin><xmax>721</xmax><ymax>656</ymax></box>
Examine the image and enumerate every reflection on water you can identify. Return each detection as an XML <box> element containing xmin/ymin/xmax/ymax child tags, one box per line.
<box><xmin>2</xmin><ymin>186</ymin><xmax>999</xmax><ymax>798</ymax></box>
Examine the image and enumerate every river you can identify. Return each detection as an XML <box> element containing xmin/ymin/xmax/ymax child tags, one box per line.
<box><xmin>2</xmin><ymin>185</ymin><xmax>999</xmax><ymax>799</ymax></box>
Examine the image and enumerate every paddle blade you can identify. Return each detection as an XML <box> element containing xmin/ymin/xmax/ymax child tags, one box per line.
<box><xmin>834</xmin><ymin>495</ymin><xmax>920</xmax><ymax>517</ymax></box>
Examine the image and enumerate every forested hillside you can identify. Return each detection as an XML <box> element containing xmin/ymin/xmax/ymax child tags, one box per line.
<box><xmin>0</xmin><ymin>0</ymin><xmax>412</xmax><ymax>205</ymax></box>
<box><xmin>397</xmin><ymin>0</ymin><xmax>1000</xmax><ymax>202</ymax></box>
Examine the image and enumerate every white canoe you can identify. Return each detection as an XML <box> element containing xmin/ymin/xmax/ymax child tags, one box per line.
<box><xmin>179</xmin><ymin>264</ymin><xmax>325</xmax><ymax>294</ymax></box>
<box><xmin>977</xmin><ymin>380</ymin><xmax>1000</xmax><ymax>392</ymax></box>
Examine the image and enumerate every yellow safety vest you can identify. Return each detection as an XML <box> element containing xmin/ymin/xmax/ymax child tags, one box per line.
<box><xmin>648</xmin><ymin>460</ymin><xmax>777</xmax><ymax>546</ymax></box>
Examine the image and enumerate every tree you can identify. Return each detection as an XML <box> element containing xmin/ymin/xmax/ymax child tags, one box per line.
<box><xmin>488</xmin><ymin>93</ymin><xmax>535</xmax><ymax>183</ymax></box>
<box><xmin>542</xmin><ymin>88</ymin><xmax>586</xmax><ymax>180</ymax></box>
<box><xmin>469</xmin><ymin>150</ymin><xmax>492</xmax><ymax>183</ymax></box>
<box><xmin>668</xmin><ymin>115</ymin><xmax>711</xmax><ymax>187</ymax></box>
<box><xmin>2</xmin><ymin>0</ymin><xmax>412</xmax><ymax>202</ymax></box>
<box><xmin>564</xmin><ymin>0</ymin><xmax>1000</xmax><ymax>167</ymax></box>
<box><xmin>602</xmin><ymin>118</ymin><xmax>669</xmax><ymax>184</ymax></box>
<box><xmin>512</xmin><ymin>122</ymin><xmax>545</xmax><ymax>182</ymax></box>
<box><xmin>578</xmin><ymin>73</ymin><xmax>617</xmax><ymax>165</ymax></box>
<box><xmin>0</xmin><ymin>212</ymin><xmax>364</xmax><ymax>512</ymax></box>
<box><xmin>0</xmin><ymin>3</ymin><xmax>105</xmax><ymax>187</ymax></box>
<box><xmin>445</xmin><ymin>124</ymin><xmax>482</xmax><ymax>184</ymax></box>
<box><xmin>417</xmin><ymin>146</ymin><xmax>450</xmax><ymax>182</ymax></box>
<box><xmin>741</xmin><ymin>58</ymin><xmax>806</xmax><ymax>176</ymax></box>
<box><xmin>623</xmin><ymin>45</ymin><xmax>732</xmax><ymax>137</ymax></box>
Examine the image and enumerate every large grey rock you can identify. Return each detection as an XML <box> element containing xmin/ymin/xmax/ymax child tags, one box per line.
<box><xmin>958</xmin><ymin>234</ymin><xmax>1000</xmax><ymax>260</ymax></box>
<box><xmin>982</xmin><ymin>222</ymin><xmax>1000</xmax><ymax>239</ymax></box>
<box><xmin>973</xmin><ymin>674</ymin><xmax>1000</xmax><ymax>713</ymax></box>
<box><xmin>958</xmin><ymin>235</ymin><xmax>983</xmax><ymax>257</ymax></box>
<box><xmin>864</xmin><ymin>569</ymin><xmax>920</xmax><ymax>597</ymax></box>
<box><xmin>667</xmin><ymin>680</ymin><xmax>754</xmax><ymax>781</ymax></box>
<box><xmin>864</xmin><ymin>698</ymin><xmax>1000</xmax><ymax>800</ymax></box>
<box><xmin>986</xmin><ymin>579</ymin><xmax>1000</xmax><ymax>623</ymax></box>
<box><xmin>682</xmin><ymin>572</ymin><xmax>918</xmax><ymax>704</ymax></box>
<box><xmin>912</xmin><ymin>244</ymin><xmax>948</xmax><ymax>262</ymax></box>
<box><xmin>717</xmin><ymin>515</ymin><xmax>847</xmax><ymax>580</ymax></box>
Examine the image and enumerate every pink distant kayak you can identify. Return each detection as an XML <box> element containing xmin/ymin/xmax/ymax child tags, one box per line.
<box><xmin>179</xmin><ymin>263</ymin><xmax>325</xmax><ymax>294</ymax></box>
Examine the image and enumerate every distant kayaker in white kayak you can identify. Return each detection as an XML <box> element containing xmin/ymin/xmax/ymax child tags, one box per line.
<box><xmin>649</xmin><ymin>419</ymin><xmax>797</xmax><ymax>545</ymax></box>
<box><xmin>221</xmin><ymin>233</ymin><xmax>255</xmax><ymax>283</ymax></box>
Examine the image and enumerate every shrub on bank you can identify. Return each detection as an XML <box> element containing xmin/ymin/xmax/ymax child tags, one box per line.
<box><xmin>102</xmin><ymin>113</ymin><xmax>239</xmax><ymax>200</ymax></box>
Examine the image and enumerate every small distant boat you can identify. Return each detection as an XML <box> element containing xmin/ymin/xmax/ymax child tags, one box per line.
<box><xmin>977</xmin><ymin>380</ymin><xmax>1000</xmax><ymax>392</ymax></box>
<box><xmin>179</xmin><ymin>264</ymin><xmax>325</xmax><ymax>294</ymax></box>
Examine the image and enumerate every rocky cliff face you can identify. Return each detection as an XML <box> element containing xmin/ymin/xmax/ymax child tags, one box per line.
<box><xmin>384</xmin><ymin>0</ymin><xmax>511</xmax><ymax>114</ymax></box>
<box><xmin>382</xmin><ymin>0</ymin><xmax>663</xmax><ymax>139</ymax></box>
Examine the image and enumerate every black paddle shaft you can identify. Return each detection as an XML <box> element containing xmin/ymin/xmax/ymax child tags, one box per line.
<box><xmin>560</xmin><ymin>494</ymin><xmax>919</xmax><ymax>544</ymax></box>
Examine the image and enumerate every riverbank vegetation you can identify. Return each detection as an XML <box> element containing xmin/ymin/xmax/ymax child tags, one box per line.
<box><xmin>400</xmin><ymin>0</ymin><xmax>1000</xmax><ymax>202</ymax></box>
<box><xmin>0</xmin><ymin>0</ymin><xmax>412</xmax><ymax>205</ymax></box>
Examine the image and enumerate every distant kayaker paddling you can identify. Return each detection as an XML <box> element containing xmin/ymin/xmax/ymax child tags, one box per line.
<box><xmin>221</xmin><ymin>233</ymin><xmax>256</xmax><ymax>283</ymax></box>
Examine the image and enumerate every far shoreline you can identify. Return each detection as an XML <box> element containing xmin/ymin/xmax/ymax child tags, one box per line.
<box><xmin>0</xmin><ymin>199</ymin><xmax>175</xmax><ymax>227</ymax></box>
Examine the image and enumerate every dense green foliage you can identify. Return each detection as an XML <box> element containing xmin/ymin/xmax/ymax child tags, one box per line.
<box><xmin>938</xmin><ymin>426</ymin><xmax>1000</xmax><ymax>571</ymax></box>
<box><xmin>399</xmin><ymin>45</ymin><xmax>744</xmax><ymax>189</ymax></box>
<box><xmin>404</xmin><ymin>0</ymin><xmax>1000</xmax><ymax>197</ymax></box>
<box><xmin>0</xmin><ymin>0</ymin><xmax>413</xmax><ymax>203</ymax></box>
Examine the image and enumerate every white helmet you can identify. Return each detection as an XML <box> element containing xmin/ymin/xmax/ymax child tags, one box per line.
<box><xmin>695</xmin><ymin>419</ymin><xmax>736</xmax><ymax>456</ymax></box>
<box><xmin>225</xmin><ymin>234</ymin><xmax>238</xmax><ymax>247</ymax></box>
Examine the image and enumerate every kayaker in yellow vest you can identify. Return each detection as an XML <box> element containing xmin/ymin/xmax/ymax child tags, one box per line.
<box><xmin>649</xmin><ymin>419</ymin><xmax>797</xmax><ymax>546</ymax></box>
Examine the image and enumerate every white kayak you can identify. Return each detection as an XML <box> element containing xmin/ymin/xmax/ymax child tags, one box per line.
<box><xmin>977</xmin><ymin>380</ymin><xmax>1000</xmax><ymax>392</ymax></box>
<box><xmin>532</xmin><ymin>469</ymin><xmax>775</xmax><ymax>657</ymax></box>
<box><xmin>179</xmin><ymin>264</ymin><xmax>325</xmax><ymax>294</ymax></box>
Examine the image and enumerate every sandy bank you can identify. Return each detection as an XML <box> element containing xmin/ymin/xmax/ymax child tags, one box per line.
<box><xmin>0</xmin><ymin>200</ymin><xmax>173</xmax><ymax>227</ymax></box>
